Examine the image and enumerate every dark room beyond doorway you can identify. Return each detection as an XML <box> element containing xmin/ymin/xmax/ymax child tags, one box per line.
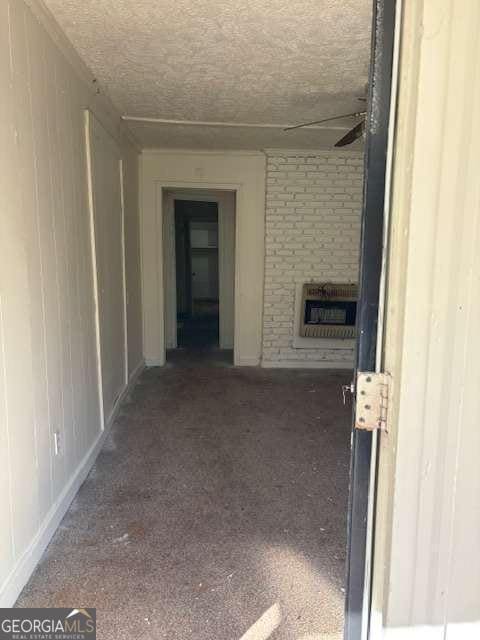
<box><xmin>175</xmin><ymin>200</ymin><xmax>220</xmax><ymax>350</ymax></box>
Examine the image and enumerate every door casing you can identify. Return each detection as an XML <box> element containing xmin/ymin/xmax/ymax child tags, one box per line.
<box><xmin>162</xmin><ymin>189</ymin><xmax>235</xmax><ymax>351</ymax></box>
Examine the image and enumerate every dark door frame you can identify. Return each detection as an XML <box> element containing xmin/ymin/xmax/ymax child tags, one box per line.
<box><xmin>344</xmin><ymin>0</ymin><xmax>397</xmax><ymax>638</ymax></box>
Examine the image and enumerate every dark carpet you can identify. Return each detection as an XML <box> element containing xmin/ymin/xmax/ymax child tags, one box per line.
<box><xmin>17</xmin><ymin>358</ymin><xmax>352</xmax><ymax>640</ymax></box>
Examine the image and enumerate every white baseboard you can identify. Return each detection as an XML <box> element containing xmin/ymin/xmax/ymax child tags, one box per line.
<box><xmin>105</xmin><ymin>360</ymin><xmax>145</xmax><ymax>424</ymax></box>
<box><xmin>128</xmin><ymin>359</ymin><xmax>145</xmax><ymax>384</ymax></box>
<box><xmin>0</xmin><ymin>361</ymin><xmax>145</xmax><ymax>608</ymax></box>
<box><xmin>145</xmin><ymin>357</ymin><xmax>165</xmax><ymax>367</ymax></box>
<box><xmin>234</xmin><ymin>356</ymin><xmax>260</xmax><ymax>367</ymax></box>
<box><xmin>0</xmin><ymin>429</ymin><xmax>107</xmax><ymax>607</ymax></box>
<box><xmin>261</xmin><ymin>359</ymin><xmax>354</xmax><ymax>370</ymax></box>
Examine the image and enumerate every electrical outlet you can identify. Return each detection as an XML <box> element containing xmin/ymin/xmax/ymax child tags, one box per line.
<box><xmin>53</xmin><ymin>430</ymin><xmax>61</xmax><ymax>456</ymax></box>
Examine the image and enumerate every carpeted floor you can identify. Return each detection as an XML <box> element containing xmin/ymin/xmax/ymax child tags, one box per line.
<box><xmin>16</xmin><ymin>356</ymin><xmax>352</xmax><ymax>640</ymax></box>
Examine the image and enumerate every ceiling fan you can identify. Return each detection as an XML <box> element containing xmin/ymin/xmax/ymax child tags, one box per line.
<box><xmin>284</xmin><ymin>98</ymin><xmax>367</xmax><ymax>147</ymax></box>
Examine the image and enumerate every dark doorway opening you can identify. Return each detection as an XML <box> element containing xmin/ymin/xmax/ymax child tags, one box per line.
<box><xmin>174</xmin><ymin>200</ymin><xmax>220</xmax><ymax>349</ymax></box>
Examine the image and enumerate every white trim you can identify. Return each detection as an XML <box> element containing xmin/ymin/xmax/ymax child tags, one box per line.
<box><xmin>0</xmin><ymin>437</ymin><xmax>104</xmax><ymax>607</ymax></box>
<box><xmin>0</xmin><ymin>362</ymin><xmax>145</xmax><ymax>607</ymax></box>
<box><xmin>163</xmin><ymin>189</ymin><xmax>235</xmax><ymax>351</ymax></box>
<box><xmin>153</xmin><ymin>182</ymin><xmax>165</xmax><ymax>366</ymax></box>
<box><xmin>145</xmin><ymin>358</ymin><xmax>164</xmax><ymax>367</ymax></box>
<box><xmin>154</xmin><ymin>181</ymin><xmax>252</xmax><ymax>367</ymax></box>
<box><xmin>236</xmin><ymin>356</ymin><xmax>261</xmax><ymax>367</ymax></box>
<box><xmin>25</xmin><ymin>1</ymin><xmax>140</xmax><ymax>152</ymax></box>
<box><xmin>142</xmin><ymin>149</ymin><xmax>265</xmax><ymax>157</ymax></box>
<box><xmin>25</xmin><ymin>1</ymin><xmax>102</xmax><ymax>91</ymax></box>
<box><xmin>261</xmin><ymin>359</ymin><xmax>354</xmax><ymax>370</ymax></box>
<box><xmin>218</xmin><ymin>194</ymin><xmax>235</xmax><ymax>349</ymax></box>
<box><xmin>119</xmin><ymin>158</ymin><xmax>129</xmax><ymax>387</ymax></box>
<box><xmin>263</xmin><ymin>148</ymin><xmax>364</xmax><ymax>156</ymax></box>
<box><xmin>126</xmin><ymin>360</ymin><xmax>145</xmax><ymax>386</ymax></box>
<box><xmin>103</xmin><ymin>359</ymin><xmax>143</xmax><ymax>426</ymax></box>
<box><xmin>162</xmin><ymin>192</ymin><xmax>177</xmax><ymax>349</ymax></box>
<box><xmin>162</xmin><ymin>189</ymin><xmax>232</xmax><ymax>200</ymax></box>
<box><xmin>84</xmin><ymin>110</ymin><xmax>105</xmax><ymax>432</ymax></box>
<box><xmin>122</xmin><ymin>115</ymin><xmax>348</xmax><ymax>131</ymax></box>
<box><xmin>138</xmin><ymin>158</ymin><xmax>146</xmax><ymax>363</ymax></box>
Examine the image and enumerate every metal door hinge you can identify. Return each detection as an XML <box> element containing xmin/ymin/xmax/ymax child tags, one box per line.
<box><xmin>355</xmin><ymin>371</ymin><xmax>391</xmax><ymax>432</ymax></box>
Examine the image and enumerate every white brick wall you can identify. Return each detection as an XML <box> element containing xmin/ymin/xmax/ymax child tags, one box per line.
<box><xmin>262</xmin><ymin>150</ymin><xmax>364</xmax><ymax>367</ymax></box>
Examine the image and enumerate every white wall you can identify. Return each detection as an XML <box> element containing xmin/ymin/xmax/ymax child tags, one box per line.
<box><xmin>262</xmin><ymin>150</ymin><xmax>363</xmax><ymax>368</ymax></box>
<box><xmin>141</xmin><ymin>150</ymin><xmax>265</xmax><ymax>366</ymax></box>
<box><xmin>372</xmin><ymin>1</ymin><xmax>480</xmax><ymax>637</ymax></box>
<box><xmin>0</xmin><ymin>0</ymin><xmax>142</xmax><ymax>606</ymax></box>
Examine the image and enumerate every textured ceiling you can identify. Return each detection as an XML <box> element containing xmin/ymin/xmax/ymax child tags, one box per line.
<box><xmin>43</xmin><ymin>0</ymin><xmax>372</xmax><ymax>149</ymax></box>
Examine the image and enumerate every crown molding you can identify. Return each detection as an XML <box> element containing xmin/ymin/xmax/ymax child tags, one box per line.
<box><xmin>24</xmin><ymin>0</ymin><xmax>141</xmax><ymax>151</ymax></box>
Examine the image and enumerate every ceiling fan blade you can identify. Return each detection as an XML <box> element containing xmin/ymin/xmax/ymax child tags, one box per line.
<box><xmin>334</xmin><ymin>120</ymin><xmax>365</xmax><ymax>147</ymax></box>
<box><xmin>284</xmin><ymin>111</ymin><xmax>365</xmax><ymax>132</ymax></box>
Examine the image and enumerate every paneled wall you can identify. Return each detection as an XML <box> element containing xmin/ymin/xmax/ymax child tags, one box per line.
<box><xmin>87</xmin><ymin>113</ymin><xmax>128</xmax><ymax>423</ymax></box>
<box><xmin>0</xmin><ymin>0</ymin><xmax>141</xmax><ymax>606</ymax></box>
<box><xmin>372</xmin><ymin>1</ymin><xmax>480</xmax><ymax>637</ymax></box>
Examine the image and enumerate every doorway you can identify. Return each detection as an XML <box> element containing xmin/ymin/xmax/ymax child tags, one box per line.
<box><xmin>163</xmin><ymin>189</ymin><xmax>236</xmax><ymax>363</ymax></box>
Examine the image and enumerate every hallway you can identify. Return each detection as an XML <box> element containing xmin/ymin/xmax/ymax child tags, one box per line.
<box><xmin>17</xmin><ymin>363</ymin><xmax>352</xmax><ymax>640</ymax></box>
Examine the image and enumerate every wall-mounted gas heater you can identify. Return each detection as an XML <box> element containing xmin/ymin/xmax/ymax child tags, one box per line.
<box><xmin>300</xmin><ymin>282</ymin><xmax>358</xmax><ymax>339</ymax></box>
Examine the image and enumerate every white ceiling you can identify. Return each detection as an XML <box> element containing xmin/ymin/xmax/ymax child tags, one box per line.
<box><xmin>43</xmin><ymin>0</ymin><xmax>373</xmax><ymax>149</ymax></box>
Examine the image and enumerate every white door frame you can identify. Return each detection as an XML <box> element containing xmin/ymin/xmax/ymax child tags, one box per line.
<box><xmin>141</xmin><ymin>151</ymin><xmax>265</xmax><ymax>367</ymax></box>
<box><xmin>163</xmin><ymin>188</ymin><xmax>235</xmax><ymax>351</ymax></box>
<box><xmin>119</xmin><ymin>158</ymin><xmax>129</xmax><ymax>386</ymax></box>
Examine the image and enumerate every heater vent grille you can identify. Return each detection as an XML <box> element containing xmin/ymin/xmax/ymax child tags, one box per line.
<box><xmin>300</xmin><ymin>282</ymin><xmax>358</xmax><ymax>339</ymax></box>
<box><xmin>302</xmin><ymin>324</ymin><xmax>357</xmax><ymax>339</ymax></box>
